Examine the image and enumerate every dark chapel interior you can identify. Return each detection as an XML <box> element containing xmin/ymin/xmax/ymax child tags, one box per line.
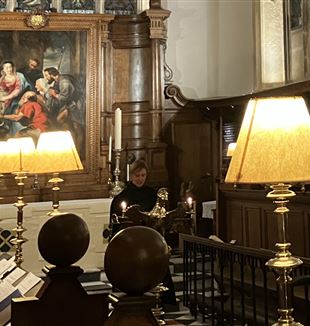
<box><xmin>1</xmin><ymin>0</ymin><xmax>310</xmax><ymax>325</ymax></box>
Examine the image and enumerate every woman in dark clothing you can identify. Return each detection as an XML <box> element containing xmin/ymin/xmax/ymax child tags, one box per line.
<box><xmin>110</xmin><ymin>159</ymin><xmax>157</xmax><ymax>220</ymax></box>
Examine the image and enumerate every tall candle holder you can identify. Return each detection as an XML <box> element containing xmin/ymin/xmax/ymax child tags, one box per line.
<box><xmin>110</xmin><ymin>149</ymin><xmax>125</xmax><ymax>197</ymax></box>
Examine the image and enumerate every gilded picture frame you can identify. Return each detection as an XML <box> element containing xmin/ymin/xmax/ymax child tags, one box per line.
<box><xmin>0</xmin><ymin>12</ymin><xmax>113</xmax><ymax>197</ymax></box>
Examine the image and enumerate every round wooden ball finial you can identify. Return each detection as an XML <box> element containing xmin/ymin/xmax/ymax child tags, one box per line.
<box><xmin>38</xmin><ymin>213</ymin><xmax>90</xmax><ymax>267</ymax></box>
<box><xmin>104</xmin><ymin>226</ymin><xmax>170</xmax><ymax>296</ymax></box>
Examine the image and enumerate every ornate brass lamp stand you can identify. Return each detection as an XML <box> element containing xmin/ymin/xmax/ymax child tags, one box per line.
<box><xmin>47</xmin><ymin>172</ymin><xmax>64</xmax><ymax>216</ymax></box>
<box><xmin>10</xmin><ymin>172</ymin><xmax>28</xmax><ymax>267</ymax></box>
<box><xmin>266</xmin><ymin>184</ymin><xmax>303</xmax><ymax>326</ymax></box>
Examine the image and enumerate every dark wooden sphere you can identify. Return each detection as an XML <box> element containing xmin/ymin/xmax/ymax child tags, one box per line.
<box><xmin>104</xmin><ymin>226</ymin><xmax>170</xmax><ymax>296</ymax></box>
<box><xmin>38</xmin><ymin>213</ymin><xmax>90</xmax><ymax>267</ymax></box>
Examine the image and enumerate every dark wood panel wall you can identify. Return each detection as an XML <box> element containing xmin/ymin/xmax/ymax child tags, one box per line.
<box><xmin>219</xmin><ymin>188</ymin><xmax>310</xmax><ymax>258</ymax></box>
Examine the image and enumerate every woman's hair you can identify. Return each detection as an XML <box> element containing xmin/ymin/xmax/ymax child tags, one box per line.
<box><xmin>1</xmin><ymin>60</ymin><xmax>15</xmax><ymax>72</ymax></box>
<box><xmin>130</xmin><ymin>159</ymin><xmax>149</xmax><ymax>175</ymax></box>
<box><xmin>1</xmin><ymin>60</ymin><xmax>16</xmax><ymax>77</ymax></box>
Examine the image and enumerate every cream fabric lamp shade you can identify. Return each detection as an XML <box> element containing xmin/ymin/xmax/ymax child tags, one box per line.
<box><xmin>35</xmin><ymin>131</ymin><xmax>83</xmax><ymax>173</ymax></box>
<box><xmin>225</xmin><ymin>96</ymin><xmax>310</xmax><ymax>184</ymax></box>
<box><xmin>0</xmin><ymin>137</ymin><xmax>36</xmax><ymax>173</ymax></box>
<box><xmin>0</xmin><ymin>141</ymin><xmax>11</xmax><ymax>174</ymax></box>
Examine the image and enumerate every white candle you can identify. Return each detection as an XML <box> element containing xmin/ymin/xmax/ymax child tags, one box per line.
<box><xmin>108</xmin><ymin>135</ymin><xmax>112</xmax><ymax>162</ymax></box>
<box><xmin>115</xmin><ymin>108</ymin><xmax>122</xmax><ymax>150</ymax></box>
<box><xmin>187</xmin><ymin>197</ymin><xmax>193</xmax><ymax>209</ymax></box>
<box><xmin>126</xmin><ymin>163</ymin><xmax>130</xmax><ymax>182</ymax></box>
<box><xmin>121</xmin><ymin>201</ymin><xmax>127</xmax><ymax>212</ymax></box>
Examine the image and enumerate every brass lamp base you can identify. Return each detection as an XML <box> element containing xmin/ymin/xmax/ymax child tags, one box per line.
<box><xmin>47</xmin><ymin>173</ymin><xmax>65</xmax><ymax>216</ymax></box>
<box><xmin>266</xmin><ymin>183</ymin><xmax>303</xmax><ymax>326</ymax></box>
<box><xmin>11</xmin><ymin>172</ymin><xmax>28</xmax><ymax>267</ymax></box>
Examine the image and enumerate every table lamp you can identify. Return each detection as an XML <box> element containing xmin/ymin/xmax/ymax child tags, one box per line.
<box><xmin>35</xmin><ymin>131</ymin><xmax>83</xmax><ymax>216</ymax></box>
<box><xmin>225</xmin><ymin>96</ymin><xmax>310</xmax><ymax>326</ymax></box>
<box><xmin>0</xmin><ymin>137</ymin><xmax>37</xmax><ymax>267</ymax></box>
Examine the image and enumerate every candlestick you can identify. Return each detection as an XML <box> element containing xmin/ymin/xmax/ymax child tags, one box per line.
<box><xmin>115</xmin><ymin>108</ymin><xmax>122</xmax><ymax>150</ymax></box>
<box><xmin>108</xmin><ymin>135</ymin><xmax>112</xmax><ymax>162</ymax></box>
<box><xmin>110</xmin><ymin>149</ymin><xmax>125</xmax><ymax>197</ymax></box>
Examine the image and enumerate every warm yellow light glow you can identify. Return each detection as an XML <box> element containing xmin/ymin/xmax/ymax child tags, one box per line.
<box><xmin>0</xmin><ymin>141</ymin><xmax>12</xmax><ymax>174</ymax></box>
<box><xmin>35</xmin><ymin>131</ymin><xmax>83</xmax><ymax>173</ymax></box>
<box><xmin>225</xmin><ymin>96</ymin><xmax>310</xmax><ymax>184</ymax></box>
<box><xmin>1</xmin><ymin>137</ymin><xmax>36</xmax><ymax>173</ymax></box>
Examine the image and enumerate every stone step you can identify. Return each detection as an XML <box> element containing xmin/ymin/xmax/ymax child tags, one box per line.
<box><xmin>169</xmin><ymin>254</ymin><xmax>212</xmax><ymax>274</ymax></box>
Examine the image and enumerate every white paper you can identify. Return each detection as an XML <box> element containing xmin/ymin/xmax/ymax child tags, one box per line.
<box><xmin>17</xmin><ymin>272</ymin><xmax>41</xmax><ymax>295</ymax></box>
<box><xmin>4</xmin><ymin>268</ymin><xmax>27</xmax><ymax>285</ymax></box>
<box><xmin>0</xmin><ymin>259</ymin><xmax>14</xmax><ymax>276</ymax></box>
<box><xmin>0</xmin><ymin>281</ymin><xmax>17</xmax><ymax>302</ymax></box>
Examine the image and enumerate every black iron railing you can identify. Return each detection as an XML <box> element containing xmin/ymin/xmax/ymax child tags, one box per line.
<box><xmin>180</xmin><ymin>234</ymin><xmax>310</xmax><ymax>325</ymax></box>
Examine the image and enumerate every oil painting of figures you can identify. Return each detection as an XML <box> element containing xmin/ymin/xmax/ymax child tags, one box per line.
<box><xmin>0</xmin><ymin>31</ymin><xmax>86</xmax><ymax>159</ymax></box>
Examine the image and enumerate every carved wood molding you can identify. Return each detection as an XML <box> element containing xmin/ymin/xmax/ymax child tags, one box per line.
<box><xmin>164</xmin><ymin>84</ymin><xmax>190</xmax><ymax>107</ymax></box>
<box><xmin>144</xmin><ymin>8</ymin><xmax>170</xmax><ymax>39</ymax></box>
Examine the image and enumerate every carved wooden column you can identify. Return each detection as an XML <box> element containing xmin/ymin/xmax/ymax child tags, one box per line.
<box><xmin>144</xmin><ymin>6</ymin><xmax>170</xmax><ymax>142</ymax></box>
<box><xmin>99</xmin><ymin>15</ymin><xmax>115</xmax><ymax>184</ymax></box>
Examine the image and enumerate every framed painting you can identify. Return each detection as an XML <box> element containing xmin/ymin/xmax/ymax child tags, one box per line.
<box><xmin>0</xmin><ymin>12</ymin><xmax>114</xmax><ymax>199</ymax></box>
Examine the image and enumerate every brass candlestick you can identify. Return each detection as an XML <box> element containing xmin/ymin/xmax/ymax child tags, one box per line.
<box><xmin>110</xmin><ymin>149</ymin><xmax>124</xmax><ymax>197</ymax></box>
<box><xmin>10</xmin><ymin>172</ymin><xmax>28</xmax><ymax>267</ymax></box>
<box><xmin>266</xmin><ymin>183</ymin><xmax>303</xmax><ymax>326</ymax></box>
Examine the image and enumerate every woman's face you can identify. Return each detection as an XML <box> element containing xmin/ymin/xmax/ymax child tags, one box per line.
<box><xmin>3</xmin><ymin>63</ymin><xmax>13</xmax><ymax>76</ymax></box>
<box><xmin>132</xmin><ymin>168</ymin><xmax>147</xmax><ymax>188</ymax></box>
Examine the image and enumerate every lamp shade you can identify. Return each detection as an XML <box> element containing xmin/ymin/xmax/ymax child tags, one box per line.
<box><xmin>0</xmin><ymin>137</ymin><xmax>36</xmax><ymax>173</ymax></box>
<box><xmin>225</xmin><ymin>96</ymin><xmax>310</xmax><ymax>184</ymax></box>
<box><xmin>34</xmin><ymin>131</ymin><xmax>83</xmax><ymax>174</ymax></box>
<box><xmin>0</xmin><ymin>141</ymin><xmax>11</xmax><ymax>174</ymax></box>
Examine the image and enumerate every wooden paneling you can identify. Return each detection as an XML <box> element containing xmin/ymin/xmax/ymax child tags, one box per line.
<box><xmin>244</xmin><ymin>206</ymin><xmax>262</xmax><ymax>248</ymax></box>
<box><xmin>219</xmin><ymin>188</ymin><xmax>310</xmax><ymax>258</ymax></box>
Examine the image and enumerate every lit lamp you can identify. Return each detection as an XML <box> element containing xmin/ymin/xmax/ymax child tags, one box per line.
<box><xmin>35</xmin><ymin>131</ymin><xmax>83</xmax><ymax>216</ymax></box>
<box><xmin>225</xmin><ymin>96</ymin><xmax>310</xmax><ymax>326</ymax></box>
<box><xmin>1</xmin><ymin>137</ymin><xmax>37</xmax><ymax>267</ymax></box>
<box><xmin>0</xmin><ymin>141</ymin><xmax>9</xmax><ymax>200</ymax></box>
